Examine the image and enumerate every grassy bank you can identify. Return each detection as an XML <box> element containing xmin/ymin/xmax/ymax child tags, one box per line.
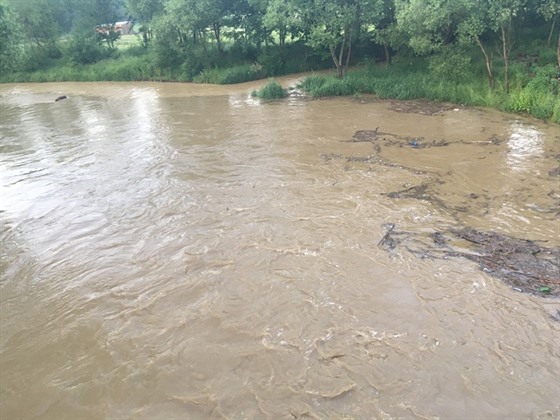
<box><xmin>2</xmin><ymin>46</ymin><xmax>558</xmax><ymax>123</ymax></box>
<box><xmin>296</xmin><ymin>59</ymin><xmax>560</xmax><ymax>123</ymax></box>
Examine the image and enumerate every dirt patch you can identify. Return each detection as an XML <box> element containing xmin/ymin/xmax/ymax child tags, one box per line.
<box><xmin>378</xmin><ymin>225</ymin><xmax>560</xmax><ymax>297</ymax></box>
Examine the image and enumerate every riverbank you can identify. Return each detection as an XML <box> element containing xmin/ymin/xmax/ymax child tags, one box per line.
<box><xmin>304</xmin><ymin>66</ymin><xmax>560</xmax><ymax>123</ymax></box>
<box><xmin>3</xmin><ymin>60</ymin><xmax>559</xmax><ymax>124</ymax></box>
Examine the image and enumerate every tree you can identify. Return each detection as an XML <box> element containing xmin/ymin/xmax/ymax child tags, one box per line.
<box><xmin>394</xmin><ymin>0</ymin><xmax>498</xmax><ymax>88</ymax></box>
<box><xmin>366</xmin><ymin>0</ymin><xmax>400</xmax><ymax>65</ymax></box>
<box><xmin>489</xmin><ymin>0</ymin><xmax>527</xmax><ymax>93</ymax></box>
<box><xmin>125</xmin><ymin>0</ymin><xmax>163</xmax><ymax>22</ymax></box>
<box><xmin>456</xmin><ymin>1</ymin><xmax>496</xmax><ymax>88</ymax></box>
<box><xmin>395</xmin><ymin>0</ymin><xmax>470</xmax><ymax>55</ymax></box>
<box><xmin>64</xmin><ymin>30</ymin><xmax>109</xmax><ymax>64</ymax></box>
<box><xmin>306</xmin><ymin>0</ymin><xmax>364</xmax><ymax>78</ymax></box>
<box><xmin>262</xmin><ymin>0</ymin><xmax>303</xmax><ymax>46</ymax></box>
<box><xmin>96</xmin><ymin>24</ymin><xmax>121</xmax><ymax>50</ymax></box>
<box><xmin>124</xmin><ymin>0</ymin><xmax>163</xmax><ymax>47</ymax></box>
<box><xmin>162</xmin><ymin>0</ymin><xmax>229</xmax><ymax>57</ymax></box>
<box><xmin>0</xmin><ymin>2</ymin><xmax>23</xmax><ymax>74</ymax></box>
<box><xmin>537</xmin><ymin>0</ymin><xmax>560</xmax><ymax>46</ymax></box>
<box><xmin>7</xmin><ymin>0</ymin><xmax>62</xmax><ymax>50</ymax></box>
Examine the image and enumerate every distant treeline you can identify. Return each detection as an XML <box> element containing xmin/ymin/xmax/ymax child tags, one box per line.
<box><xmin>1</xmin><ymin>0</ymin><xmax>559</xmax><ymax>121</ymax></box>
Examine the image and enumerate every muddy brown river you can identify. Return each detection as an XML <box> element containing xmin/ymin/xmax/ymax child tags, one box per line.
<box><xmin>1</xmin><ymin>79</ymin><xmax>559</xmax><ymax>419</ymax></box>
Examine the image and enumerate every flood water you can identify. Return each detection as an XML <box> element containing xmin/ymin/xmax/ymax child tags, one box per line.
<box><xmin>1</xmin><ymin>79</ymin><xmax>559</xmax><ymax>419</ymax></box>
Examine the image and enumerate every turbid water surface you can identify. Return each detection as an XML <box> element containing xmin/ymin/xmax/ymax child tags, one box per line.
<box><xmin>1</xmin><ymin>80</ymin><xmax>559</xmax><ymax>419</ymax></box>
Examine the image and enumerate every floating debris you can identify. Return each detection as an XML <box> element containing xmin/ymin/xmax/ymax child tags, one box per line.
<box><xmin>378</xmin><ymin>225</ymin><xmax>560</xmax><ymax>297</ymax></box>
<box><xmin>548</xmin><ymin>166</ymin><xmax>560</xmax><ymax>176</ymax></box>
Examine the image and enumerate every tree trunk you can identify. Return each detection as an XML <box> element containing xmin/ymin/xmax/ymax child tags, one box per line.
<box><xmin>329</xmin><ymin>45</ymin><xmax>343</xmax><ymax>79</ymax></box>
<box><xmin>383</xmin><ymin>44</ymin><xmax>391</xmax><ymax>66</ymax></box>
<box><xmin>557</xmin><ymin>33</ymin><xmax>560</xmax><ymax>69</ymax></box>
<box><xmin>213</xmin><ymin>23</ymin><xmax>222</xmax><ymax>55</ymax></box>
<box><xmin>344</xmin><ymin>31</ymin><xmax>352</xmax><ymax>76</ymax></box>
<box><xmin>199</xmin><ymin>30</ymin><xmax>209</xmax><ymax>61</ymax></box>
<box><xmin>330</xmin><ymin>28</ymin><xmax>352</xmax><ymax>79</ymax></box>
<box><xmin>337</xmin><ymin>32</ymin><xmax>345</xmax><ymax>78</ymax></box>
<box><xmin>477</xmin><ymin>37</ymin><xmax>494</xmax><ymax>89</ymax></box>
<box><xmin>501</xmin><ymin>25</ymin><xmax>510</xmax><ymax>94</ymax></box>
<box><xmin>548</xmin><ymin>16</ymin><xmax>556</xmax><ymax>46</ymax></box>
<box><xmin>279</xmin><ymin>28</ymin><xmax>286</xmax><ymax>47</ymax></box>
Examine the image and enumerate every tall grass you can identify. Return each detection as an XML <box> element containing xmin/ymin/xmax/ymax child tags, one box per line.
<box><xmin>251</xmin><ymin>79</ymin><xmax>287</xmax><ymax>99</ymax></box>
<box><xmin>194</xmin><ymin>63</ymin><xmax>265</xmax><ymax>84</ymax></box>
<box><xmin>298</xmin><ymin>60</ymin><xmax>559</xmax><ymax>123</ymax></box>
<box><xmin>0</xmin><ymin>53</ymin><xmax>179</xmax><ymax>83</ymax></box>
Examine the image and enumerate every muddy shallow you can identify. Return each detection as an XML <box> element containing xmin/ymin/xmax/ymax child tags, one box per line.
<box><xmin>0</xmin><ymin>80</ymin><xmax>559</xmax><ymax>418</ymax></box>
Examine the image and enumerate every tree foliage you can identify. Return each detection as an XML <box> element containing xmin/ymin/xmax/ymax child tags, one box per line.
<box><xmin>1</xmin><ymin>0</ymin><xmax>558</xmax><ymax>86</ymax></box>
<box><xmin>0</xmin><ymin>2</ymin><xmax>23</xmax><ymax>74</ymax></box>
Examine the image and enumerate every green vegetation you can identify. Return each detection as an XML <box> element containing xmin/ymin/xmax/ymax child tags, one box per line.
<box><xmin>299</xmin><ymin>57</ymin><xmax>560</xmax><ymax>123</ymax></box>
<box><xmin>252</xmin><ymin>79</ymin><xmax>288</xmax><ymax>99</ymax></box>
<box><xmin>0</xmin><ymin>0</ymin><xmax>559</xmax><ymax>122</ymax></box>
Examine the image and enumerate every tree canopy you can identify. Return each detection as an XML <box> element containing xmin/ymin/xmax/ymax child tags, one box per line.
<box><xmin>1</xmin><ymin>0</ymin><xmax>558</xmax><ymax>81</ymax></box>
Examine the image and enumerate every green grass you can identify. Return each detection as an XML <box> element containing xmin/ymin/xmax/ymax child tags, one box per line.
<box><xmin>251</xmin><ymin>79</ymin><xmax>287</xmax><ymax>100</ymax></box>
<box><xmin>115</xmin><ymin>34</ymin><xmax>141</xmax><ymax>50</ymax></box>
<box><xmin>193</xmin><ymin>63</ymin><xmax>265</xmax><ymax>84</ymax></box>
<box><xmin>0</xmin><ymin>53</ymin><xmax>181</xmax><ymax>83</ymax></box>
<box><xmin>298</xmin><ymin>62</ymin><xmax>560</xmax><ymax>123</ymax></box>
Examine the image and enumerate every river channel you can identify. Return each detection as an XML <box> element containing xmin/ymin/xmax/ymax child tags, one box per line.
<box><xmin>1</xmin><ymin>79</ymin><xmax>559</xmax><ymax>419</ymax></box>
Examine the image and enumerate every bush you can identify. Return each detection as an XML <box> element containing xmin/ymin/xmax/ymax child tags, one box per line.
<box><xmin>19</xmin><ymin>44</ymin><xmax>62</xmax><ymax>72</ymax></box>
<box><xmin>194</xmin><ymin>63</ymin><xmax>264</xmax><ymax>84</ymax></box>
<box><xmin>258</xmin><ymin>47</ymin><xmax>287</xmax><ymax>77</ymax></box>
<box><xmin>64</xmin><ymin>32</ymin><xmax>110</xmax><ymax>65</ymax></box>
<box><xmin>312</xmin><ymin>77</ymin><xmax>358</xmax><ymax>97</ymax></box>
<box><xmin>428</xmin><ymin>48</ymin><xmax>473</xmax><ymax>82</ymax></box>
<box><xmin>252</xmin><ymin>79</ymin><xmax>287</xmax><ymax>99</ymax></box>
<box><xmin>298</xmin><ymin>74</ymin><xmax>327</xmax><ymax>91</ymax></box>
<box><xmin>504</xmin><ymin>64</ymin><xmax>559</xmax><ymax>120</ymax></box>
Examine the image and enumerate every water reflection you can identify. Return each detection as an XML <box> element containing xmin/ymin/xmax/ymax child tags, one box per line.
<box><xmin>506</xmin><ymin>122</ymin><xmax>544</xmax><ymax>172</ymax></box>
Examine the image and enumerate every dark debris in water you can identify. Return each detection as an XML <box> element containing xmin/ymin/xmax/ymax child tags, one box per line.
<box><xmin>387</xmin><ymin>100</ymin><xmax>456</xmax><ymax>116</ymax></box>
<box><xmin>548</xmin><ymin>166</ymin><xmax>560</xmax><ymax>176</ymax></box>
<box><xmin>332</xmin><ymin>122</ymin><xmax>560</xmax><ymax>297</ymax></box>
<box><xmin>383</xmin><ymin>184</ymin><xmax>430</xmax><ymax>200</ymax></box>
<box><xmin>379</xmin><ymin>225</ymin><xmax>560</xmax><ymax>297</ymax></box>
<box><xmin>349</xmin><ymin>128</ymin><xmax>501</xmax><ymax>150</ymax></box>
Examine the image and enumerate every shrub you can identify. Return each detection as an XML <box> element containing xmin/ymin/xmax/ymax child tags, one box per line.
<box><xmin>428</xmin><ymin>48</ymin><xmax>473</xmax><ymax>82</ymax></box>
<box><xmin>64</xmin><ymin>32</ymin><xmax>110</xmax><ymax>65</ymax></box>
<box><xmin>504</xmin><ymin>64</ymin><xmax>559</xmax><ymax>120</ymax></box>
<box><xmin>258</xmin><ymin>47</ymin><xmax>287</xmax><ymax>77</ymax></box>
<box><xmin>252</xmin><ymin>79</ymin><xmax>287</xmax><ymax>99</ymax></box>
<box><xmin>298</xmin><ymin>74</ymin><xmax>327</xmax><ymax>92</ymax></box>
<box><xmin>19</xmin><ymin>44</ymin><xmax>61</xmax><ymax>72</ymax></box>
<box><xmin>195</xmin><ymin>63</ymin><xmax>264</xmax><ymax>84</ymax></box>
